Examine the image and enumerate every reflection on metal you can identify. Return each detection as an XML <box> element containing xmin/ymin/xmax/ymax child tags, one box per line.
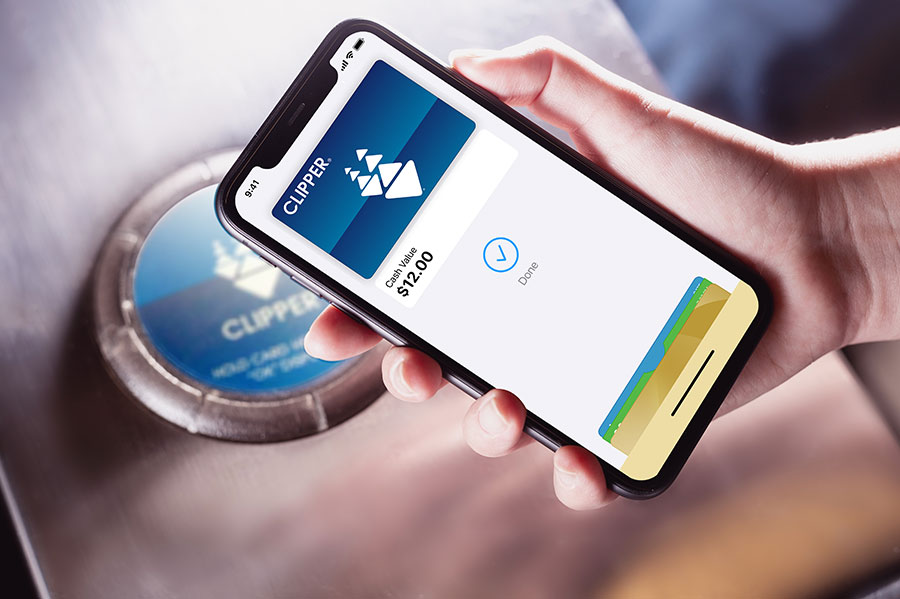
<box><xmin>93</xmin><ymin>150</ymin><xmax>386</xmax><ymax>441</ymax></box>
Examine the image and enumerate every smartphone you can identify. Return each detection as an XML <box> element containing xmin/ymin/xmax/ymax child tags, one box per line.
<box><xmin>216</xmin><ymin>19</ymin><xmax>772</xmax><ymax>498</ymax></box>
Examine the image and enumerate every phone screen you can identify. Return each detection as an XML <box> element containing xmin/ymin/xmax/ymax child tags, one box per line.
<box><xmin>231</xmin><ymin>29</ymin><xmax>761</xmax><ymax>481</ymax></box>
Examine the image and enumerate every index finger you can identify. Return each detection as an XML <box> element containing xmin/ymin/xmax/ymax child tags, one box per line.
<box><xmin>304</xmin><ymin>304</ymin><xmax>383</xmax><ymax>361</ymax></box>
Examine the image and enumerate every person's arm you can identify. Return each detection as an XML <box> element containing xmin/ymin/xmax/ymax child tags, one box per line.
<box><xmin>304</xmin><ymin>37</ymin><xmax>900</xmax><ymax>509</ymax></box>
<box><xmin>791</xmin><ymin>129</ymin><xmax>900</xmax><ymax>348</ymax></box>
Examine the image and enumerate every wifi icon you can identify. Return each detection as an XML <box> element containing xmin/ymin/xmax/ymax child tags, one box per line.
<box><xmin>344</xmin><ymin>148</ymin><xmax>422</xmax><ymax>199</ymax></box>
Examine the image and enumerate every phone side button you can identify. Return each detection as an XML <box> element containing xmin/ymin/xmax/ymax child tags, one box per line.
<box><xmin>258</xmin><ymin>255</ymin><xmax>277</xmax><ymax>268</ymax></box>
<box><xmin>290</xmin><ymin>275</ymin><xmax>323</xmax><ymax>299</ymax></box>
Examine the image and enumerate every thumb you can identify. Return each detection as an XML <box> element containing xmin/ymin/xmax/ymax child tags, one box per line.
<box><xmin>450</xmin><ymin>40</ymin><xmax>606</xmax><ymax>148</ymax></box>
<box><xmin>449</xmin><ymin>37</ymin><xmax>779</xmax><ymax>212</ymax></box>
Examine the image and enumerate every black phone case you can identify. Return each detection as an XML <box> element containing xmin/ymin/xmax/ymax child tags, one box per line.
<box><xmin>216</xmin><ymin>18</ymin><xmax>773</xmax><ymax>499</ymax></box>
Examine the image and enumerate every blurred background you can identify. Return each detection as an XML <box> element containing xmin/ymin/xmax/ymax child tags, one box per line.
<box><xmin>2</xmin><ymin>0</ymin><xmax>900</xmax><ymax>597</ymax></box>
<box><xmin>618</xmin><ymin>0</ymin><xmax>900</xmax><ymax>144</ymax></box>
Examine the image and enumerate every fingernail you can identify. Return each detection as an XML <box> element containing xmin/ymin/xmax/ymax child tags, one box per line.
<box><xmin>478</xmin><ymin>397</ymin><xmax>508</xmax><ymax>436</ymax></box>
<box><xmin>554</xmin><ymin>463</ymin><xmax>578</xmax><ymax>490</ymax></box>
<box><xmin>389</xmin><ymin>357</ymin><xmax>414</xmax><ymax>399</ymax></box>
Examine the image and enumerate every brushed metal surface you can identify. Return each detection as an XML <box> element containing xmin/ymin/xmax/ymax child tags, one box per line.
<box><xmin>2</xmin><ymin>1</ymin><xmax>900</xmax><ymax>597</ymax></box>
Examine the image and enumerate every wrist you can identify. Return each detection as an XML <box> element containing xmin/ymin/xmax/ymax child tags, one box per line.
<box><xmin>793</xmin><ymin>129</ymin><xmax>900</xmax><ymax>347</ymax></box>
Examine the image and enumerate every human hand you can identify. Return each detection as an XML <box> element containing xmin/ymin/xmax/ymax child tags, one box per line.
<box><xmin>305</xmin><ymin>37</ymin><xmax>900</xmax><ymax>509</ymax></box>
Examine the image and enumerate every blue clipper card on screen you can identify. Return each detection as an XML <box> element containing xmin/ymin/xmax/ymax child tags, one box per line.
<box><xmin>273</xmin><ymin>60</ymin><xmax>475</xmax><ymax>278</ymax></box>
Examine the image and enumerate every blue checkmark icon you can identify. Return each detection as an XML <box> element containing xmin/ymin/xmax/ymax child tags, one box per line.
<box><xmin>483</xmin><ymin>237</ymin><xmax>518</xmax><ymax>273</ymax></box>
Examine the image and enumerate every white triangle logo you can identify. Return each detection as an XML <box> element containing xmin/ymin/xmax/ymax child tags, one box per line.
<box><xmin>364</xmin><ymin>154</ymin><xmax>382</xmax><ymax>172</ymax></box>
<box><xmin>384</xmin><ymin>161</ymin><xmax>422</xmax><ymax>199</ymax></box>
<box><xmin>345</xmin><ymin>151</ymin><xmax>422</xmax><ymax>200</ymax></box>
<box><xmin>378</xmin><ymin>162</ymin><xmax>401</xmax><ymax>186</ymax></box>
<box><xmin>212</xmin><ymin>240</ymin><xmax>279</xmax><ymax>300</ymax></box>
<box><xmin>233</xmin><ymin>267</ymin><xmax>280</xmax><ymax>300</ymax></box>
<box><xmin>361</xmin><ymin>174</ymin><xmax>383</xmax><ymax>196</ymax></box>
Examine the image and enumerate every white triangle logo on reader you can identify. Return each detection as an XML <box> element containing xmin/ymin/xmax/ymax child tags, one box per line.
<box><xmin>212</xmin><ymin>240</ymin><xmax>279</xmax><ymax>300</ymax></box>
<box><xmin>347</xmin><ymin>149</ymin><xmax>422</xmax><ymax>199</ymax></box>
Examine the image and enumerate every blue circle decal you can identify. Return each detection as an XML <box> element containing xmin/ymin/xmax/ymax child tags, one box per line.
<box><xmin>133</xmin><ymin>185</ymin><xmax>341</xmax><ymax>394</ymax></box>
